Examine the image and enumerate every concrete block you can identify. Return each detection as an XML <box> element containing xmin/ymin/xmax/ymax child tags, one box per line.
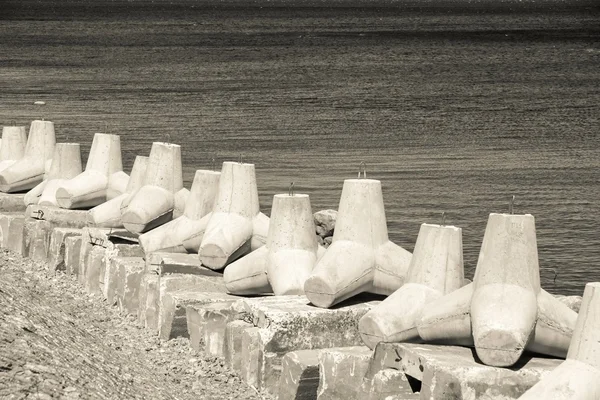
<box><xmin>138</xmin><ymin>272</ymin><xmax>159</xmax><ymax>329</ymax></box>
<box><xmin>47</xmin><ymin>228</ymin><xmax>81</xmax><ymax>271</ymax></box>
<box><xmin>85</xmin><ymin>246</ymin><xmax>106</xmax><ymax>294</ymax></box>
<box><xmin>26</xmin><ymin>204</ymin><xmax>88</xmax><ymax>229</ymax></box>
<box><xmin>156</xmin><ymin>252</ymin><xmax>222</xmax><ymax>276</ymax></box>
<box><xmin>279</xmin><ymin>349</ymin><xmax>323</xmax><ymax>400</ymax></box>
<box><xmin>64</xmin><ymin>236</ymin><xmax>81</xmax><ymax>275</ymax></box>
<box><xmin>316</xmin><ymin>346</ymin><xmax>372</xmax><ymax>400</ymax></box>
<box><xmin>367</xmin><ymin>343</ymin><xmax>563</xmax><ymax>400</ymax></box>
<box><xmin>186</xmin><ymin>298</ymin><xmax>240</xmax><ymax>355</ymax></box>
<box><xmin>233</xmin><ymin>295</ymin><xmax>379</xmax><ymax>395</ymax></box>
<box><xmin>22</xmin><ymin>218</ymin><xmax>53</xmax><ymax>261</ymax></box>
<box><xmin>0</xmin><ymin>212</ymin><xmax>24</xmax><ymax>253</ymax></box>
<box><xmin>105</xmin><ymin>256</ymin><xmax>139</xmax><ymax>306</ymax></box>
<box><xmin>224</xmin><ymin>320</ymin><xmax>252</xmax><ymax>371</ymax></box>
<box><xmin>157</xmin><ymin>276</ymin><xmax>229</xmax><ymax>340</ymax></box>
<box><xmin>115</xmin><ymin>257</ymin><xmax>145</xmax><ymax>315</ymax></box>
<box><xmin>6</xmin><ymin>215</ymin><xmax>24</xmax><ymax>254</ymax></box>
<box><xmin>0</xmin><ymin>192</ymin><xmax>26</xmax><ymax>212</ymax></box>
<box><xmin>100</xmin><ymin>243</ymin><xmax>143</xmax><ymax>295</ymax></box>
<box><xmin>359</xmin><ymin>369</ymin><xmax>419</xmax><ymax>400</ymax></box>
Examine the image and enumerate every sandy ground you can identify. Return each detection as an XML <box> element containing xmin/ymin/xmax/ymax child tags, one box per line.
<box><xmin>0</xmin><ymin>248</ymin><xmax>270</xmax><ymax>400</ymax></box>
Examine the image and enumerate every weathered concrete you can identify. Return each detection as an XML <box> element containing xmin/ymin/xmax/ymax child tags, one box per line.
<box><xmin>0</xmin><ymin>212</ymin><xmax>24</xmax><ymax>252</ymax></box>
<box><xmin>317</xmin><ymin>346</ymin><xmax>372</xmax><ymax>400</ymax></box>
<box><xmin>0</xmin><ymin>125</ymin><xmax>27</xmax><ymax>174</ymax></box>
<box><xmin>139</xmin><ymin>273</ymin><xmax>226</xmax><ymax>333</ymax></box>
<box><xmin>64</xmin><ymin>235</ymin><xmax>81</xmax><ymax>275</ymax></box>
<box><xmin>149</xmin><ymin>252</ymin><xmax>222</xmax><ymax>276</ymax></box>
<box><xmin>139</xmin><ymin>169</ymin><xmax>220</xmax><ymax>253</ymax></box>
<box><xmin>26</xmin><ymin>204</ymin><xmax>89</xmax><ymax>229</ymax></box>
<box><xmin>519</xmin><ymin>282</ymin><xmax>600</xmax><ymax>399</ymax></box>
<box><xmin>56</xmin><ymin>133</ymin><xmax>125</xmax><ymax>209</ymax></box>
<box><xmin>115</xmin><ymin>257</ymin><xmax>145</xmax><ymax>315</ymax></box>
<box><xmin>223</xmin><ymin>320</ymin><xmax>252</xmax><ymax>371</ymax></box>
<box><xmin>305</xmin><ymin>178</ymin><xmax>412</xmax><ymax>308</ymax></box>
<box><xmin>418</xmin><ymin>213</ymin><xmax>578</xmax><ymax>367</ymax></box>
<box><xmin>47</xmin><ymin>227</ymin><xmax>82</xmax><ymax>271</ymax></box>
<box><xmin>184</xmin><ymin>294</ymin><xmax>241</xmax><ymax>354</ymax></box>
<box><xmin>359</xmin><ymin>368</ymin><xmax>420</xmax><ymax>400</ymax></box>
<box><xmin>138</xmin><ymin>272</ymin><xmax>160</xmax><ymax>330</ymax></box>
<box><xmin>359</xmin><ymin>223</ymin><xmax>464</xmax><ymax>348</ymax></box>
<box><xmin>367</xmin><ymin>342</ymin><xmax>562</xmax><ymax>400</ymax></box>
<box><xmin>232</xmin><ymin>294</ymin><xmax>379</xmax><ymax>394</ymax></box>
<box><xmin>157</xmin><ymin>277</ymin><xmax>229</xmax><ymax>340</ymax></box>
<box><xmin>87</xmin><ymin>155</ymin><xmax>148</xmax><ymax>228</ymax></box>
<box><xmin>555</xmin><ymin>294</ymin><xmax>583</xmax><ymax>313</ymax></box>
<box><xmin>78</xmin><ymin>227</ymin><xmax>142</xmax><ymax>288</ymax></box>
<box><xmin>198</xmin><ymin>161</ymin><xmax>269</xmax><ymax>270</ymax></box>
<box><xmin>278</xmin><ymin>349</ymin><xmax>323</xmax><ymax>400</ymax></box>
<box><xmin>0</xmin><ymin>193</ymin><xmax>26</xmax><ymax>212</ymax></box>
<box><xmin>22</xmin><ymin>218</ymin><xmax>53</xmax><ymax>261</ymax></box>
<box><xmin>85</xmin><ymin>246</ymin><xmax>106</xmax><ymax>294</ymax></box>
<box><xmin>224</xmin><ymin>193</ymin><xmax>324</xmax><ymax>295</ymax></box>
<box><xmin>27</xmin><ymin>143</ymin><xmax>83</xmax><ymax>207</ymax></box>
<box><xmin>121</xmin><ymin>142</ymin><xmax>186</xmax><ymax>234</ymax></box>
<box><xmin>105</xmin><ymin>256</ymin><xmax>143</xmax><ymax>306</ymax></box>
<box><xmin>0</xmin><ymin>120</ymin><xmax>55</xmax><ymax>193</ymax></box>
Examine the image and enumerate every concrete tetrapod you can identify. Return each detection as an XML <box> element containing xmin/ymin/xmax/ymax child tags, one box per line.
<box><xmin>55</xmin><ymin>133</ymin><xmax>125</xmax><ymax>209</ymax></box>
<box><xmin>358</xmin><ymin>223</ymin><xmax>464</xmax><ymax>349</ymax></box>
<box><xmin>24</xmin><ymin>143</ymin><xmax>83</xmax><ymax>206</ymax></box>
<box><xmin>304</xmin><ymin>178</ymin><xmax>412</xmax><ymax>308</ymax></box>
<box><xmin>224</xmin><ymin>193</ymin><xmax>326</xmax><ymax>295</ymax></box>
<box><xmin>121</xmin><ymin>142</ymin><xmax>188</xmax><ymax>234</ymax></box>
<box><xmin>518</xmin><ymin>282</ymin><xmax>600</xmax><ymax>399</ymax></box>
<box><xmin>0</xmin><ymin>120</ymin><xmax>55</xmax><ymax>193</ymax></box>
<box><xmin>87</xmin><ymin>155</ymin><xmax>148</xmax><ymax>228</ymax></box>
<box><xmin>138</xmin><ymin>169</ymin><xmax>220</xmax><ymax>253</ymax></box>
<box><xmin>0</xmin><ymin>126</ymin><xmax>27</xmax><ymax>173</ymax></box>
<box><xmin>198</xmin><ymin>162</ymin><xmax>269</xmax><ymax>270</ymax></box>
<box><xmin>417</xmin><ymin>213</ymin><xmax>578</xmax><ymax>367</ymax></box>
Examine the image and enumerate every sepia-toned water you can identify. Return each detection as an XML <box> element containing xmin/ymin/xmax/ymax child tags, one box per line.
<box><xmin>1</xmin><ymin>1</ymin><xmax>599</xmax><ymax>295</ymax></box>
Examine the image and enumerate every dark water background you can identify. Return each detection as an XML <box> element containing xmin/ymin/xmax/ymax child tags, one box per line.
<box><xmin>1</xmin><ymin>1</ymin><xmax>599</xmax><ymax>295</ymax></box>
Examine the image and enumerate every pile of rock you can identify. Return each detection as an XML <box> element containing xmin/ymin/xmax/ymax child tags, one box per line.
<box><xmin>314</xmin><ymin>209</ymin><xmax>337</xmax><ymax>248</ymax></box>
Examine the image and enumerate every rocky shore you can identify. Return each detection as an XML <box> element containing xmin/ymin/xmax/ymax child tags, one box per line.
<box><xmin>0</xmin><ymin>249</ymin><xmax>269</xmax><ymax>400</ymax></box>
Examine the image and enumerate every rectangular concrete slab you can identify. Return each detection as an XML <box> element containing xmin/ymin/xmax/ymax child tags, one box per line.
<box><xmin>279</xmin><ymin>349</ymin><xmax>324</xmax><ymax>400</ymax></box>
<box><xmin>157</xmin><ymin>276</ymin><xmax>229</xmax><ymax>340</ymax></box>
<box><xmin>0</xmin><ymin>212</ymin><xmax>24</xmax><ymax>253</ymax></box>
<box><xmin>115</xmin><ymin>257</ymin><xmax>145</xmax><ymax>315</ymax></box>
<box><xmin>100</xmin><ymin>243</ymin><xmax>143</xmax><ymax>295</ymax></box>
<box><xmin>138</xmin><ymin>272</ymin><xmax>159</xmax><ymax>329</ymax></box>
<box><xmin>224</xmin><ymin>320</ymin><xmax>252</xmax><ymax>372</ymax></box>
<box><xmin>47</xmin><ymin>228</ymin><xmax>82</xmax><ymax>271</ymax></box>
<box><xmin>85</xmin><ymin>246</ymin><xmax>106</xmax><ymax>294</ymax></box>
<box><xmin>0</xmin><ymin>193</ymin><xmax>26</xmax><ymax>212</ymax></box>
<box><xmin>367</xmin><ymin>343</ymin><xmax>564</xmax><ymax>400</ymax></box>
<box><xmin>233</xmin><ymin>295</ymin><xmax>379</xmax><ymax>395</ymax></box>
<box><xmin>26</xmin><ymin>204</ymin><xmax>89</xmax><ymax>229</ymax></box>
<box><xmin>317</xmin><ymin>346</ymin><xmax>372</xmax><ymax>400</ymax></box>
<box><xmin>154</xmin><ymin>252</ymin><xmax>223</xmax><ymax>276</ymax></box>
<box><xmin>22</xmin><ymin>218</ymin><xmax>54</xmax><ymax>261</ymax></box>
<box><xmin>64</xmin><ymin>236</ymin><xmax>81</xmax><ymax>275</ymax></box>
<box><xmin>185</xmin><ymin>296</ymin><xmax>242</xmax><ymax>355</ymax></box>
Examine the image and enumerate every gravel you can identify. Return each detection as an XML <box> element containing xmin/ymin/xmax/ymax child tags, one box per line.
<box><xmin>0</xmin><ymin>249</ymin><xmax>270</xmax><ymax>400</ymax></box>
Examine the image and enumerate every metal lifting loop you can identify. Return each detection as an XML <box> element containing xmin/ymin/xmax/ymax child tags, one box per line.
<box><xmin>357</xmin><ymin>161</ymin><xmax>367</xmax><ymax>179</ymax></box>
<box><xmin>211</xmin><ymin>157</ymin><xmax>216</xmax><ymax>171</ymax></box>
<box><xmin>509</xmin><ymin>195</ymin><xmax>515</xmax><ymax>215</ymax></box>
<box><xmin>239</xmin><ymin>154</ymin><xmax>243</xmax><ymax>164</ymax></box>
<box><xmin>33</xmin><ymin>209</ymin><xmax>44</xmax><ymax>220</ymax></box>
<box><xmin>441</xmin><ymin>211</ymin><xmax>446</xmax><ymax>226</ymax></box>
<box><xmin>289</xmin><ymin>182</ymin><xmax>295</xmax><ymax>196</ymax></box>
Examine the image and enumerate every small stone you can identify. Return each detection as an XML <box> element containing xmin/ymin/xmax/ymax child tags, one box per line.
<box><xmin>324</xmin><ymin>236</ymin><xmax>333</xmax><ymax>246</ymax></box>
<box><xmin>313</xmin><ymin>209</ymin><xmax>337</xmax><ymax>235</ymax></box>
